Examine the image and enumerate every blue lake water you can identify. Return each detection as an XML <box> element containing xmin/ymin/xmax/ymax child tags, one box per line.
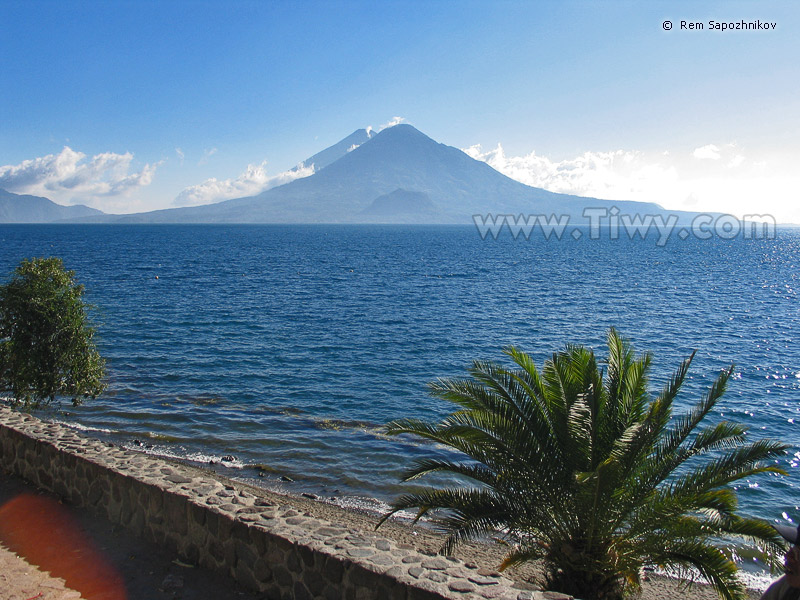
<box><xmin>0</xmin><ymin>224</ymin><xmax>798</xmax><ymax>531</ymax></box>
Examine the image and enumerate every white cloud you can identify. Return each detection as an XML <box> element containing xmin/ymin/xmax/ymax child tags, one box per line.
<box><xmin>378</xmin><ymin>116</ymin><xmax>406</xmax><ymax>131</ymax></box>
<box><xmin>463</xmin><ymin>143</ymin><xmax>679</xmax><ymax>203</ymax></box>
<box><xmin>364</xmin><ymin>117</ymin><xmax>404</xmax><ymax>137</ymax></box>
<box><xmin>693</xmin><ymin>144</ymin><xmax>721</xmax><ymax>160</ymax></box>
<box><xmin>691</xmin><ymin>142</ymin><xmax>749</xmax><ymax>171</ymax></box>
<box><xmin>727</xmin><ymin>154</ymin><xmax>745</xmax><ymax>169</ymax></box>
<box><xmin>464</xmin><ymin>141</ymin><xmax>800</xmax><ymax>223</ymax></box>
<box><xmin>0</xmin><ymin>147</ymin><xmax>157</xmax><ymax>206</ymax></box>
<box><xmin>174</xmin><ymin>161</ymin><xmax>314</xmax><ymax>207</ymax></box>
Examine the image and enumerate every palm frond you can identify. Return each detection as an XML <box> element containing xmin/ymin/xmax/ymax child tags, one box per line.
<box><xmin>379</xmin><ymin>330</ymin><xmax>788</xmax><ymax>600</ymax></box>
<box><xmin>499</xmin><ymin>545</ymin><xmax>546</xmax><ymax>571</ymax></box>
<box><xmin>399</xmin><ymin>458</ymin><xmax>498</xmax><ymax>485</ymax></box>
<box><xmin>657</xmin><ymin>540</ymin><xmax>745</xmax><ymax>600</ymax></box>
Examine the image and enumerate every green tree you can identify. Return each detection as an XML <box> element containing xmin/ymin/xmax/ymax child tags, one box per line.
<box><xmin>379</xmin><ymin>328</ymin><xmax>787</xmax><ymax>600</ymax></box>
<box><xmin>0</xmin><ymin>257</ymin><xmax>105</xmax><ymax>407</ymax></box>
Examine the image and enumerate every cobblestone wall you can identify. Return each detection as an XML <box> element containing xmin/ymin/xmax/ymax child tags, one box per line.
<box><xmin>0</xmin><ymin>407</ymin><xmax>573</xmax><ymax>600</ymax></box>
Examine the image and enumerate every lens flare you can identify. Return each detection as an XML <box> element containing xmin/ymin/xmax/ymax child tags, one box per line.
<box><xmin>0</xmin><ymin>493</ymin><xmax>127</xmax><ymax>599</ymax></box>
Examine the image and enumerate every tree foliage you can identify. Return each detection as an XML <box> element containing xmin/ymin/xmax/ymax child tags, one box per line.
<box><xmin>379</xmin><ymin>328</ymin><xmax>788</xmax><ymax>600</ymax></box>
<box><xmin>0</xmin><ymin>257</ymin><xmax>105</xmax><ymax>407</ymax></box>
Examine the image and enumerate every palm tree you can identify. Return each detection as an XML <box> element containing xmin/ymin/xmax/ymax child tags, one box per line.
<box><xmin>378</xmin><ymin>328</ymin><xmax>787</xmax><ymax>600</ymax></box>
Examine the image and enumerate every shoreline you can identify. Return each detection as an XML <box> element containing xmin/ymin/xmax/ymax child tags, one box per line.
<box><xmin>218</xmin><ymin>469</ymin><xmax>767</xmax><ymax>600</ymax></box>
<box><xmin>1</xmin><ymin>403</ymin><xmax>771</xmax><ymax>599</ymax></box>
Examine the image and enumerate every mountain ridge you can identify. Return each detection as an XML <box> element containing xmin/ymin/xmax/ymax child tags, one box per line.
<box><xmin>302</xmin><ymin>128</ymin><xmax>373</xmax><ymax>172</ymax></box>
<box><xmin>108</xmin><ymin>124</ymin><xmax>666</xmax><ymax>224</ymax></box>
<box><xmin>0</xmin><ymin>188</ymin><xmax>104</xmax><ymax>223</ymax></box>
<box><xmin>3</xmin><ymin>124</ymin><xmax>685</xmax><ymax>224</ymax></box>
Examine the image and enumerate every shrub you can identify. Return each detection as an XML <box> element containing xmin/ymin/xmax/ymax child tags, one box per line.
<box><xmin>0</xmin><ymin>257</ymin><xmax>105</xmax><ymax>407</ymax></box>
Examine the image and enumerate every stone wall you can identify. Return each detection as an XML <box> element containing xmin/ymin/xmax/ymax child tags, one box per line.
<box><xmin>0</xmin><ymin>407</ymin><xmax>571</xmax><ymax>600</ymax></box>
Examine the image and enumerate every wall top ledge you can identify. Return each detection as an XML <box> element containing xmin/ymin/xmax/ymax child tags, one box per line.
<box><xmin>0</xmin><ymin>405</ymin><xmax>571</xmax><ymax>600</ymax></box>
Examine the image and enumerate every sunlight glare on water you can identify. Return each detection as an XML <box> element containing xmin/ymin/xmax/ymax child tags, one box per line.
<box><xmin>0</xmin><ymin>224</ymin><xmax>797</xmax><ymax>525</ymax></box>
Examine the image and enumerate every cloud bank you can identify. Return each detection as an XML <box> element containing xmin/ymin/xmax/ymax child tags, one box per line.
<box><xmin>0</xmin><ymin>147</ymin><xmax>157</xmax><ymax>207</ymax></box>
<box><xmin>174</xmin><ymin>161</ymin><xmax>314</xmax><ymax>207</ymax></box>
<box><xmin>464</xmin><ymin>141</ymin><xmax>798</xmax><ymax>221</ymax></box>
<box><xmin>463</xmin><ymin>143</ymin><xmax>679</xmax><ymax>202</ymax></box>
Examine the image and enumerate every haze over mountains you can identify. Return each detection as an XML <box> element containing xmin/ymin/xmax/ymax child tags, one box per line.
<box><xmin>0</xmin><ymin>188</ymin><xmax>103</xmax><ymax>223</ymax></box>
<box><xmin>1</xmin><ymin>125</ymin><xmax>674</xmax><ymax>224</ymax></box>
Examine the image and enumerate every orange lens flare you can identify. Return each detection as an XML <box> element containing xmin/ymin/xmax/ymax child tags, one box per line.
<box><xmin>0</xmin><ymin>493</ymin><xmax>127</xmax><ymax>600</ymax></box>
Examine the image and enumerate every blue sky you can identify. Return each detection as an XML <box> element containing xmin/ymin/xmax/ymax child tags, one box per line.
<box><xmin>2</xmin><ymin>1</ymin><xmax>798</xmax><ymax>221</ymax></box>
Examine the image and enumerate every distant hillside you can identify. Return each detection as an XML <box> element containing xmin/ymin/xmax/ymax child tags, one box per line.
<box><xmin>111</xmin><ymin>124</ymin><xmax>666</xmax><ymax>224</ymax></box>
<box><xmin>0</xmin><ymin>189</ymin><xmax>104</xmax><ymax>223</ymax></box>
<box><xmin>361</xmin><ymin>189</ymin><xmax>437</xmax><ymax>220</ymax></box>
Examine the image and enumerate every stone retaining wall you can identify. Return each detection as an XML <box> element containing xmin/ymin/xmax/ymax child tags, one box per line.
<box><xmin>0</xmin><ymin>407</ymin><xmax>571</xmax><ymax>600</ymax></box>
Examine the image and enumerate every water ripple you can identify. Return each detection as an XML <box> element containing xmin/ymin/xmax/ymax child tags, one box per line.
<box><xmin>1</xmin><ymin>224</ymin><xmax>797</xmax><ymax>523</ymax></box>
